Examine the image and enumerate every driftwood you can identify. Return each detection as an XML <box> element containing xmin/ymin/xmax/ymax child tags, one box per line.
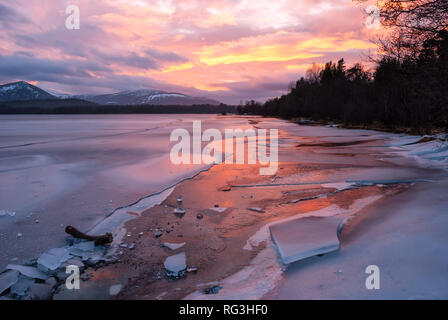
<box><xmin>65</xmin><ymin>226</ymin><xmax>113</xmax><ymax>246</ymax></box>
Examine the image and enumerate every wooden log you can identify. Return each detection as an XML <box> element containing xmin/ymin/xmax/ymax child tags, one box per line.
<box><xmin>65</xmin><ymin>226</ymin><xmax>113</xmax><ymax>246</ymax></box>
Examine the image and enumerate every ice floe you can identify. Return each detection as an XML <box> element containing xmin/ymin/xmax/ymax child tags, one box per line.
<box><xmin>164</xmin><ymin>252</ymin><xmax>186</xmax><ymax>278</ymax></box>
<box><xmin>109</xmin><ymin>284</ymin><xmax>122</xmax><ymax>296</ymax></box>
<box><xmin>270</xmin><ymin>216</ymin><xmax>342</xmax><ymax>264</ymax></box>
<box><xmin>6</xmin><ymin>264</ymin><xmax>49</xmax><ymax>281</ymax></box>
<box><xmin>10</xmin><ymin>276</ymin><xmax>34</xmax><ymax>296</ymax></box>
<box><xmin>163</xmin><ymin>242</ymin><xmax>186</xmax><ymax>251</ymax></box>
<box><xmin>37</xmin><ymin>248</ymin><xmax>71</xmax><ymax>271</ymax></box>
<box><xmin>0</xmin><ymin>270</ymin><xmax>19</xmax><ymax>294</ymax></box>
<box><xmin>389</xmin><ymin>134</ymin><xmax>448</xmax><ymax>170</ymax></box>
<box><xmin>0</xmin><ymin>210</ymin><xmax>16</xmax><ymax>218</ymax></box>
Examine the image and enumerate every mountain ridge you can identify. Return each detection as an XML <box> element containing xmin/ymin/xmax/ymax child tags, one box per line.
<box><xmin>0</xmin><ymin>81</ymin><xmax>57</xmax><ymax>102</ymax></box>
<box><xmin>0</xmin><ymin>81</ymin><xmax>221</xmax><ymax>105</ymax></box>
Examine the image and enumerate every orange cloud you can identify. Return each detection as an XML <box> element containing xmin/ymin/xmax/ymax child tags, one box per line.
<box><xmin>0</xmin><ymin>0</ymin><xmax>384</xmax><ymax>103</ymax></box>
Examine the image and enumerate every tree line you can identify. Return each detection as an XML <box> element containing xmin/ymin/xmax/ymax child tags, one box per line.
<box><xmin>0</xmin><ymin>99</ymin><xmax>237</xmax><ymax>115</ymax></box>
<box><xmin>239</xmin><ymin>0</ymin><xmax>448</xmax><ymax>133</ymax></box>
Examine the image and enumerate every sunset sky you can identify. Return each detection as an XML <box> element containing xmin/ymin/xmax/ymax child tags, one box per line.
<box><xmin>0</xmin><ymin>0</ymin><xmax>380</xmax><ymax>104</ymax></box>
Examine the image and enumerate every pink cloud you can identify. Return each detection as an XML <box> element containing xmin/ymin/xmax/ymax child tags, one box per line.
<box><xmin>0</xmin><ymin>0</ymin><xmax>381</xmax><ymax>103</ymax></box>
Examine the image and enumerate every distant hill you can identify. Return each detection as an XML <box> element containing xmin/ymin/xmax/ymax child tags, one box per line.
<box><xmin>73</xmin><ymin>89</ymin><xmax>221</xmax><ymax>106</ymax></box>
<box><xmin>0</xmin><ymin>81</ymin><xmax>221</xmax><ymax>106</ymax></box>
<box><xmin>0</xmin><ymin>81</ymin><xmax>226</xmax><ymax>114</ymax></box>
<box><xmin>0</xmin><ymin>81</ymin><xmax>56</xmax><ymax>102</ymax></box>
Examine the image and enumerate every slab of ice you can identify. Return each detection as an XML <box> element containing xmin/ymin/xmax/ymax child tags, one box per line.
<box><xmin>163</xmin><ymin>242</ymin><xmax>186</xmax><ymax>250</ymax></box>
<box><xmin>0</xmin><ymin>270</ymin><xmax>19</xmax><ymax>294</ymax></box>
<box><xmin>209</xmin><ymin>207</ymin><xmax>228</xmax><ymax>213</ymax></box>
<box><xmin>72</xmin><ymin>241</ymin><xmax>95</xmax><ymax>252</ymax></box>
<box><xmin>67</xmin><ymin>245</ymin><xmax>105</xmax><ymax>262</ymax></box>
<box><xmin>27</xmin><ymin>283</ymin><xmax>52</xmax><ymax>300</ymax></box>
<box><xmin>270</xmin><ymin>216</ymin><xmax>342</xmax><ymax>264</ymax></box>
<box><xmin>164</xmin><ymin>252</ymin><xmax>186</xmax><ymax>277</ymax></box>
<box><xmin>88</xmin><ymin>187</ymin><xmax>174</xmax><ymax>236</ymax></box>
<box><xmin>109</xmin><ymin>284</ymin><xmax>122</xmax><ymax>296</ymax></box>
<box><xmin>321</xmin><ymin>182</ymin><xmax>354</xmax><ymax>191</ymax></box>
<box><xmin>10</xmin><ymin>276</ymin><xmax>34</xmax><ymax>296</ymax></box>
<box><xmin>37</xmin><ymin>248</ymin><xmax>70</xmax><ymax>271</ymax></box>
<box><xmin>0</xmin><ymin>210</ymin><xmax>16</xmax><ymax>218</ymax></box>
<box><xmin>389</xmin><ymin>135</ymin><xmax>448</xmax><ymax>170</ymax></box>
<box><xmin>6</xmin><ymin>264</ymin><xmax>49</xmax><ymax>280</ymax></box>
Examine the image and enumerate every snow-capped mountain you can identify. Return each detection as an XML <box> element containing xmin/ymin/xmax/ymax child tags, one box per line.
<box><xmin>74</xmin><ymin>89</ymin><xmax>220</xmax><ymax>106</ymax></box>
<box><xmin>0</xmin><ymin>81</ymin><xmax>56</xmax><ymax>102</ymax></box>
<box><xmin>0</xmin><ymin>81</ymin><xmax>221</xmax><ymax>106</ymax></box>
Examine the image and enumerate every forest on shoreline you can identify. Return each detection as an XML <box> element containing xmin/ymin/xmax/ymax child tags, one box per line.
<box><xmin>238</xmin><ymin>1</ymin><xmax>448</xmax><ymax>134</ymax></box>
<box><xmin>0</xmin><ymin>99</ymin><xmax>236</xmax><ymax>114</ymax></box>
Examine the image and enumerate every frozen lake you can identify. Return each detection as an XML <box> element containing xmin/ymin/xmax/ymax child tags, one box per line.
<box><xmin>0</xmin><ymin>114</ymin><xmax>254</xmax><ymax>270</ymax></box>
<box><xmin>2</xmin><ymin>114</ymin><xmax>447</xmax><ymax>299</ymax></box>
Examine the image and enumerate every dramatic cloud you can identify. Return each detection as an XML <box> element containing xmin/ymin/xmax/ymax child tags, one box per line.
<box><xmin>0</xmin><ymin>0</ymin><xmax>381</xmax><ymax>103</ymax></box>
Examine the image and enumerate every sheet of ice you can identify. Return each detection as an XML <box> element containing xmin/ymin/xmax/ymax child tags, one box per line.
<box><xmin>163</xmin><ymin>242</ymin><xmax>186</xmax><ymax>250</ymax></box>
<box><xmin>270</xmin><ymin>216</ymin><xmax>342</xmax><ymax>264</ymax></box>
<box><xmin>71</xmin><ymin>241</ymin><xmax>95</xmax><ymax>251</ymax></box>
<box><xmin>0</xmin><ymin>210</ymin><xmax>16</xmax><ymax>218</ymax></box>
<box><xmin>89</xmin><ymin>187</ymin><xmax>174</xmax><ymax>237</ymax></box>
<box><xmin>0</xmin><ymin>270</ymin><xmax>19</xmax><ymax>294</ymax></box>
<box><xmin>244</xmin><ymin>195</ymin><xmax>382</xmax><ymax>251</ymax></box>
<box><xmin>10</xmin><ymin>276</ymin><xmax>34</xmax><ymax>296</ymax></box>
<box><xmin>37</xmin><ymin>248</ymin><xmax>71</xmax><ymax>271</ymax></box>
<box><xmin>388</xmin><ymin>134</ymin><xmax>448</xmax><ymax>170</ymax></box>
<box><xmin>209</xmin><ymin>207</ymin><xmax>228</xmax><ymax>213</ymax></box>
<box><xmin>109</xmin><ymin>284</ymin><xmax>122</xmax><ymax>296</ymax></box>
<box><xmin>321</xmin><ymin>182</ymin><xmax>354</xmax><ymax>191</ymax></box>
<box><xmin>67</xmin><ymin>245</ymin><xmax>106</xmax><ymax>262</ymax></box>
<box><xmin>164</xmin><ymin>252</ymin><xmax>186</xmax><ymax>276</ymax></box>
<box><xmin>6</xmin><ymin>264</ymin><xmax>49</xmax><ymax>280</ymax></box>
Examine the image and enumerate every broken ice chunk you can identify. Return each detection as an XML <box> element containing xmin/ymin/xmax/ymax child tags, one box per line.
<box><xmin>72</xmin><ymin>241</ymin><xmax>95</xmax><ymax>251</ymax></box>
<box><xmin>109</xmin><ymin>284</ymin><xmax>122</xmax><ymax>296</ymax></box>
<box><xmin>37</xmin><ymin>248</ymin><xmax>70</xmax><ymax>271</ymax></box>
<box><xmin>0</xmin><ymin>210</ymin><xmax>16</xmax><ymax>218</ymax></box>
<box><xmin>0</xmin><ymin>270</ymin><xmax>19</xmax><ymax>294</ymax></box>
<box><xmin>163</xmin><ymin>242</ymin><xmax>186</xmax><ymax>251</ymax></box>
<box><xmin>65</xmin><ymin>258</ymin><xmax>84</xmax><ymax>268</ymax></box>
<box><xmin>154</xmin><ymin>229</ymin><xmax>163</xmax><ymax>238</ymax></box>
<box><xmin>270</xmin><ymin>216</ymin><xmax>342</xmax><ymax>264</ymax></box>
<box><xmin>173</xmin><ymin>207</ymin><xmax>186</xmax><ymax>218</ymax></box>
<box><xmin>27</xmin><ymin>283</ymin><xmax>53</xmax><ymax>300</ymax></box>
<box><xmin>10</xmin><ymin>275</ymin><xmax>34</xmax><ymax>296</ymax></box>
<box><xmin>209</xmin><ymin>207</ymin><xmax>227</xmax><ymax>213</ymax></box>
<box><xmin>164</xmin><ymin>252</ymin><xmax>186</xmax><ymax>278</ymax></box>
<box><xmin>6</xmin><ymin>264</ymin><xmax>49</xmax><ymax>281</ymax></box>
<box><xmin>68</xmin><ymin>245</ymin><xmax>105</xmax><ymax>262</ymax></box>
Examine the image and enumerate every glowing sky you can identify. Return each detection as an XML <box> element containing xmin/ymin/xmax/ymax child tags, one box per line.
<box><xmin>0</xmin><ymin>0</ymin><xmax>380</xmax><ymax>104</ymax></box>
